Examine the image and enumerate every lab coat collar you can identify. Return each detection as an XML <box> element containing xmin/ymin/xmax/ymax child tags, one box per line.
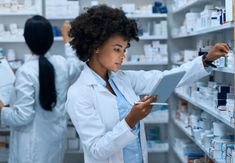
<box><xmin>82</xmin><ymin>63</ymin><xmax>118</xmax><ymax>86</ymax></box>
<box><xmin>26</xmin><ymin>52</ymin><xmax>52</xmax><ymax>61</ymax></box>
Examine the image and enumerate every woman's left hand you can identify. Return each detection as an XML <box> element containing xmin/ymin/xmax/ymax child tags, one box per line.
<box><xmin>0</xmin><ymin>100</ymin><xmax>4</xmax><ymax>110</ymax></box>
<box><xmin>206</xmin><ymin>43</ymin><xmax>230</xmax><ymax>61</ymax></box>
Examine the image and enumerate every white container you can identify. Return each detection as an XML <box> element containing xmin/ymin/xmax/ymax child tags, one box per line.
<box><xmin>185</xmin><ymin>12</ymin><xmax>200</xmax><ymax>33</ymax></box>
<box><xmin>7</xmin><ymin>49</ymin><xmax>16</xmax><ymax>61</ymax></box>
<box><xmin>91</xmin><ymin>1</ymin><xmax>99</xmax><ymax>6</ymax></box>
<box><xmin>153</xmin><ymin>23</ymin><xmax>161</xmax><ymax>36</ymax></box>
<box><xmin>213</xmin><ymin>122</ymin><xmax>227</xmax><ymax>137</ymax></box>
<box><xmin>0</xmin><ymin>24</ymin><xmax>4</xmax><ymax>32</ymax></box>
<box><xmin>211</xmin><ymin>10</ymin><xmax>220</xmax><ymax>27</ymax></box>
<box><xmin>121</xmin><ymin>4</ymin><xmax>135</xmax><ymax>14</ymax></box>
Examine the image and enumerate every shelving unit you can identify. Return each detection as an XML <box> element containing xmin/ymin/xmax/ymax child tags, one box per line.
<box><xmin>123</xmin><ymin>8</ymin><xmax>170</xmax><ymax>163</ymax></box>
<box><xmin>147</xmin><ymin>143</ymin><xmax>169</xmax><ymax>153</ymax></box>
<box><xmin>0</xmin><ymin>0</ymin><xmax>42</xmax><ymax>16</ymax></box>
<box><xmin>174</xmin><ymin>90</ymin><xmax>234</xmax><ymax>128</ymax></box>
<box><xmin>1</xmin><ymin>1</ymin><xmax>234</xmax><ymax>163</ymax></box>
<box><xmin>172</xmin><ymin>22</ymin><xmax>234</xmax><ymax>39</ymax></box>
<box><xmin>139</xmin><ymin>35</ymin><xmax>168</xmax><ymax>40</ymax></box>
<box><xmin>123</xmin><ymin>62</ymin><xmax>167</xmax><ymax>66</ymax></box>
<box><xmin>168</xmin><ymin>0</ymin><xmax>234</xmax><ymax>163</ymax></box>
<box><xmin>65</xmin><ymin>150</ymin><xmax>83</xmax><ymax>154</ymax></box>
<box><xmin>126</xmin><ymin>13</ymin><xmax>167</xmax><ymax>18</ymax></box>
<box><xmin>172</xmin><ymin>118</ymin><xmax>223</xmax><ymax>163</ymax></box>
<box><xmin>0</xmin><ymin>128</ymin><xmax>10</xmax><ymax>132</ymax></box>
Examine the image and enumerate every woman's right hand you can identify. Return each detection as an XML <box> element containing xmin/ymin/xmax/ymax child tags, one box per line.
<box><xmin>125</xmin><ymin>96</ymin><xmax>157</xmax><ymax>128</ymax></box>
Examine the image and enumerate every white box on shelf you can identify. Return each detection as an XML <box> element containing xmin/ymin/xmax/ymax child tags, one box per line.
<box><xmin>225</xmin><ymin>0</ymin><xmax>233</xmax><ymax>22</ymax></box>
<box><xmin>45</xmin><ymin>0</ymin><xmax>79</xmax><ymax>19</ymax></box>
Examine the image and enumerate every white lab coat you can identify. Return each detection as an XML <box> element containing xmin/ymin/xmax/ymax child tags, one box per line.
<box><xmin>66</xmin><ymin>56</ymin><xmax>210</xmax><ymax>163</ymax></box>
<box><xmin>1</xmin><ymin>43</ymin><xmax>81</xmax><ymax>163</ymax></box>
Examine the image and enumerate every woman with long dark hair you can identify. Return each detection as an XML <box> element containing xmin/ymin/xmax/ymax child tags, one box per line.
<box><xmin>0</xmin><ymin>15</ymin><xmax>81</xmax><ymax>163</ymax></box>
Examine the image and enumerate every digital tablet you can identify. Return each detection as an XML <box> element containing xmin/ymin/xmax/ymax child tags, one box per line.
<box><xmin>150</xmin><ymin>70</ymin><xmax>186</xmax><ymax>112</ymax></box>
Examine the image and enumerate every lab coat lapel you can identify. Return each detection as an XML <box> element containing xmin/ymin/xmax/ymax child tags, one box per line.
<box><xmin>112</xmin><ymin>73</ymin><xmax>136</xmax><ymax>105</ymax></box>
<box><xmin>82</xmin><ymin>64</ymin><xmax>111</xmax><ymax>94</ymax></box>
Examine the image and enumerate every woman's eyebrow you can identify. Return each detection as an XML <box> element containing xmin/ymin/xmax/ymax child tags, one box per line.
<box><xmin>112</xmin><ymin>44</ymin><xmax>123</xmax><ymax>48</ymax></box>
<box><xmin>112</xmin><ymin>44</ymin><xmax>128</xmax><ymax>48</ymax></box>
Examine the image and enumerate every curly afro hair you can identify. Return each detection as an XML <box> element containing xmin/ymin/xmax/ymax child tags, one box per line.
<box><xmin>69</xmin><ymin>5</ymin><xmax>139</xmax><ymax>62</ymax></box>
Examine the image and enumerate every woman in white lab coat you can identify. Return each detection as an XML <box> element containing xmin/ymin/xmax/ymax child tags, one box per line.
<box><xmin>66</xmin><ymin>5</ymin><xmax>229</xmax><ymax>163</ymax></box>
<box><xmin>0</xmin><ymin>16</ymin><xmax>81</xmax><ymax>163</ymax></box>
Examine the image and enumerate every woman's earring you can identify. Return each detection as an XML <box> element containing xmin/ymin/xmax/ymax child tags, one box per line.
<box><xmin>95</xmin><ymin>49</ymin><xmax>99</xmax><ymax>54</ymax></box>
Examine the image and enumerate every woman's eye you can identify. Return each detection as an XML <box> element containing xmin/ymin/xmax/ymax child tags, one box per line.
<box><xmin>114</xmin><ymin>48</ymin><xmax>120</xmax><ymax>52</ymax></box>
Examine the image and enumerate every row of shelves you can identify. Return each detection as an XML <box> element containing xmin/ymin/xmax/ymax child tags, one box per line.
<box><xmin>174</xmin><ymin>63</ymin><xmax>234</xmax><ymax>74</ymax></box>
<box><xmin>173</xmin><ymin>118</ymin><xmax>217</xmax><ymax>163</ymax></box>
<box><xmin>0</xmin><ymin>35</ymin><xmax>168</xmax><ymax>43</ymax></box>
<box><xmin>0</xmin><ymin>12</ymin><xmax>167</xmax><ymax>18</ymax></box>
<box><xmin>174</xmin><ymin>90</ymin><xmax>234</xmax><ymax>129</ymax></box>
<box><xmin>65</xmin><ymin>143</ymin><xmax>169</xmax><ymax>155</ymax></box>
<box><xmin>0</xmin><ymin>112</ymin><xmax>169</xmax><ymax>133</ymax></box>
<box><xmin>172</xmin><ymin>22</ymin><xmax>234</xmax><ymax>39</ymax></box>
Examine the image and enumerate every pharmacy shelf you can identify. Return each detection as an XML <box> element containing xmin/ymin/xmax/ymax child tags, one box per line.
<box><xmin>143</xmin><ymin>113</ymin><xmax>169</xmax><ymax>124</ymax></box>
<box><xmin>173</xmin><ymin>118</ymin><xmax>215</xmax><ymax>162</ymax></box>
<box><xmin>143</xmin><ymin>118</ymin><xmax>168</xmax><ymax>124</ymax></box>
<box><xmin>47</xmin><ymin>17</ymin><xmax>74</xmax><ymax>20</ymax></box>
<box><xmin>123</xmin><ymin>62</ymin><xmax>168</xmax><ymax>66</ymax></box>
<box><xmin>147</xmin><ymin>143</ymin><xmax>169</xmax><ymax>153</ymax></box>
<box><xmin>213</xmin><ymin>67</ymin><xmax>234</xmax><ymax>74</ymax></box>
<box><xmin>0</xmin><ymin>10</ymin><xmax>41</xmax><ymax>16</ymax></box>
<box><xmin>139</xmin><ymin>35</ymin><xmax>168</xmax><ymax>40</ymax></box>
<box><xmin>172</xmin><ymin>0</ymin><xmax>208</xmax><ymax>14</ymax></box>
<box><xmin>65</xmin><ymin>150</ymin><xmax>83</xmax><ymax>154</ymax></box>
<box><xmin>174</xmin><ymin>90</ymin><xmax>234</xmax><ymax>128</ymax></box>
<box><xmin>172</xmin><ymin>22</ymin><xmax>234</xmax><ymax>39</ymax></box>
<box><xmin>0</xmin><ymin>37</ymin><xmax>25</xmax><ymax>43</ymax></box>
<box><xmin>53</xmin><ymin>35</ymin><xmax>168</xmax><ymax>41</ymax></box>
<box><xmin>0</xmin><ymin>128</ymin><xmax>10</xmax><ymax>132</ymax></box>
<box><xmin>54</xmin><ymin>37</ymin><xmax>63</xmax><ymax>41</ymax></box>
<box><xmin>126</xmin><ymin>13</ymin><xmax>167</xmax><ymax>18</ymax></box>
<box><xmin>174</xmin><ymin>62</ymin><xmax>234</xmax><ymax>74</ymax></box>
<box><xmin>0</xmin><ymin>37</ymin><xmax>63</xmax><ymax>43</ymax></box>
<box><xmin>172</xmin><ymin>146</ymin><xmax>187</xmax><ymax>163</ymax></box>
<box><xmin>147</xmin><ymin>148</ymin><xmax>169</xmax><ymax>153</ymax></box>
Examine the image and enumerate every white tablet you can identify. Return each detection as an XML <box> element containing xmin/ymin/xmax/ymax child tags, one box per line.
<box><xmin>150</xmin><ymin>70</ymin><xmax>186</xmax><ymax>111</ymax></box>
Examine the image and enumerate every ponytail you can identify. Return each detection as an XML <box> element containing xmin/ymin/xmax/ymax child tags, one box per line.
<box><xmin>39</xmin><ymin>55</ymin><xmax>56</xmax><ymax>111</ymax></box>
<box><xmin>24</xmin><ymin>15</ymin><xmax>56</xmax><ymax>111</ymax></box>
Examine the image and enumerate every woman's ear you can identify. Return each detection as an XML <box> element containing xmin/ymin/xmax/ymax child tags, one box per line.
<box><xmin>95</xmin><ymin>49</ymin><xmax>100</xmax><ymax>54</ymax></box>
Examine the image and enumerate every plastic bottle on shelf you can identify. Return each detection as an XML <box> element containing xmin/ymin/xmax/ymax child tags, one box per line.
<box><xmin>200</xmin><ymin>5</ymin><xmax>214</xmax><ymax>29</ymax></box>
<box><xmin>185</xmin><ymin>12</ymin><xmax>199</xmax><ymax>33</ymax></box>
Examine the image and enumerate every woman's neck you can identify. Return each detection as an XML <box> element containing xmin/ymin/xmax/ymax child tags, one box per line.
<box><xmin>88</xmin><ymin>60</ymin><xmax>109</xmax><ymax>81</ymax></box>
